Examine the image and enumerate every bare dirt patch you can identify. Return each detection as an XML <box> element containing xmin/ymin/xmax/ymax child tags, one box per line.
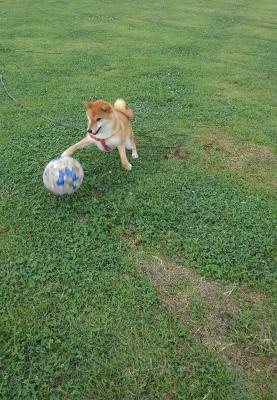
<box><xmin>139</xmin><ymin>255</ymin><xmax>277</xmax><ymax>398</ymax></box>
<box><xmin>191</xmin><ymin>131</ymin><xmax>277</xmax><ymax>190</ymax></box>
<box><xmin>161</xmin><ymin>149</ymin><xmax>191</xmax><ymax>160</ymax></box>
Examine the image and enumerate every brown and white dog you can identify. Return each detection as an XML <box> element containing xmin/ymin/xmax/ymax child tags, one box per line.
<box><xmin>61</xmin><ymin>99</ymin><xmax>138</xmax><ymax>171</ymax></box>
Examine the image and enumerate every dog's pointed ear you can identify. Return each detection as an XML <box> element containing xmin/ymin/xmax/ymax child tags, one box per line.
<box><xmin>101</xmin><ymin>104</ymin><xmax>112</xmax><ymax>113</ymax></box>
<box><xmin>81</xmin><ymin>101</ymin><xmax>92</xmax><ymax>108</ymax></box>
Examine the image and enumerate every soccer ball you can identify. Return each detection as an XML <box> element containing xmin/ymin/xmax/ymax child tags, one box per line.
<box><xmin>43</xmin><ymin>157</ymin><xmax>84</xmax><ymax>195</ymax></box>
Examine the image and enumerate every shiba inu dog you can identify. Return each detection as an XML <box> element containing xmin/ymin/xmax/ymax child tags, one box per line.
<box><xmin>61</xmin><ymin>99</ymin><xmax>138</xmax><ymax>171</ymax></box>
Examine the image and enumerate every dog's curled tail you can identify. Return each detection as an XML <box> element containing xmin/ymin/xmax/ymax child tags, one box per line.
<box><xmin>114</xmin><ymin>99</ymin><xmax>133</xmax><ymax>119</ymax></box>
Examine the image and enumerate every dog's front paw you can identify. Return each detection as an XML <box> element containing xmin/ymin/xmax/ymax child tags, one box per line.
<box><xmin>132</xmin><ymin>152</ymin><xmax>139</xmax><ymax>159</ymax></box>
<box><xmin>126</xmin><ymin>163</ymin><xmax>132</xmax><ymax>171</ymax></box>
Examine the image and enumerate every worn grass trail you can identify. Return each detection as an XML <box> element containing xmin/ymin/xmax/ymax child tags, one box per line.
<box><xmin>1</xmin><ymin>0</ymin><xmax>276</xmax><ymax>399</ymax></box>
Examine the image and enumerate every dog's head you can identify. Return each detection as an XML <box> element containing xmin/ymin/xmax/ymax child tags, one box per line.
<box><xmin>82</xmin><ymin>100</ymin><xmax>113</xmax><ymax>134</ymax></box>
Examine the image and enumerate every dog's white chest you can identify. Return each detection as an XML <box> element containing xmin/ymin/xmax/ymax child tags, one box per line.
<box><xmin>88</xmin><ymin>134</ymin><xmax>120</xmax><ymax>152</ymax></box>
<box><xmin>106</xmin><ymin>135</ymin><xmax>120</xmax><ymax>149</ymax></box>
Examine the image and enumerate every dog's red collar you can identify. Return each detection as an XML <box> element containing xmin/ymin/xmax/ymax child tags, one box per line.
<box><xmin>89</xmin><ymin>134</ymin><xmax>112</xmax><ymax>152</ymax></box>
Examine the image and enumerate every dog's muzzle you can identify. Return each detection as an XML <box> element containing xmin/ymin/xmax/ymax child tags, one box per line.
<box><xmin>87</xmin><ymin>126</ymin><xmax>101</xmax><ymax>135</ymax></box>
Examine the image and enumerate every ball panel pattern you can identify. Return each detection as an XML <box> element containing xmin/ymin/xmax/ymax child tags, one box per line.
<box><xmin>43</xmin><ymin>157</ymin><xmax>84</xmax><ymax>195</ymax></box>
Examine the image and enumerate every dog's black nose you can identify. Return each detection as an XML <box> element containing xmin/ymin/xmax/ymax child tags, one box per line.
<box><xmin>87</xmin><ymin>129</ymin><xmax>93</xmax><ymax>133</ymax></box>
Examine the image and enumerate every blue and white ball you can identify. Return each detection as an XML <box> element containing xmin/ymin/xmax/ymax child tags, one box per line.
<box><xmin>43</xmin><ymin>157</ymin><xmax>84</xmax><ymax>195</ymax></box>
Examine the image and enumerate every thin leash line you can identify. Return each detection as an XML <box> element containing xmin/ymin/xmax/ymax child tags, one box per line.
<box><xmin>0</xmin><ymin>73</ymin><xmax>188</xmax><ymax>148</ymax></box>
<box><xmin>0</xmin><ymin>47</ymin><xmax>63</xmax><ymax>55</ymax></box>
<box><xmin>0</xmin><ymin>73</ymin><xmax>80</xmax><ymax>131</ymax></box>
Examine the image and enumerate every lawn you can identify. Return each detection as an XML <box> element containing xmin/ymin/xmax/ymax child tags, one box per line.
<box><xmin>0</xmin><ymin>0</ymin><xmax>276</xmax><ymax>399</ymax></box>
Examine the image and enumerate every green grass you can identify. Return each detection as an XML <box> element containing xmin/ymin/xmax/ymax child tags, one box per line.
<box><xmin>1</xmin><ymin>0</ymin><xmax>277</xmax><ymax>399</ymax></box>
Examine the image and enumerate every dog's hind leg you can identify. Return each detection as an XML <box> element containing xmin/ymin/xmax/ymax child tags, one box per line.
<box><xmin>131</xmin><ymin>144</ymin><xmax>138</xmax><ymax>159</ymax></box>
<box><xmin>127</xmin><ymin>127</ymin><xmax>138</xmax><ymax>159</ymax></box>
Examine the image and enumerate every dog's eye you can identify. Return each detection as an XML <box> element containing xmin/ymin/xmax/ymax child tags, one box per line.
<box><xmin>96</xmin><ymin>118</ymin><xmax>102</xmax><ymax>122</ymax></box>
